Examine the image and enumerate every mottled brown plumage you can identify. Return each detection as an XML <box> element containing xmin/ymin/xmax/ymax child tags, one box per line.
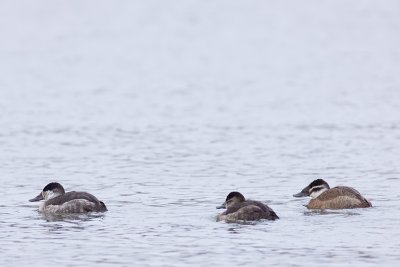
<box><xmin>307</xmin><ymin>186</ymin><xmax>372</xmax><ymax>209</ymax></box>
<box><xmin>43</xmin><ymin>191</ymin><xmax>107</xmax><ymax>213</ymax></box>
<box><xmin>294</xmin><ymin>179</ymin><xmax>372</xmax><ymax>210</ymax></box>
<box><xmin>30</xmin><ymin>182</ymin><xmax>107</xmax><ymax>213</ymax></box>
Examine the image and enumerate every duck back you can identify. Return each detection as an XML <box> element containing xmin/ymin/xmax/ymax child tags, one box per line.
<box><xmin>218</xmin><ymin>199</ymin><xmax>278</xmax><ymax>221</ymax></box>
<box><xmin>44</xmin><ymin>191</ymin><xmax>107</xmax><ymax>213</ymax></box>
<box><xmin>308</xmin><ymin>186</ymin><xmax>372</xmax><ymax>209</ymax></box>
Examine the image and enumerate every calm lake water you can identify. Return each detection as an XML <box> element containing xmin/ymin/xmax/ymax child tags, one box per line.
<box><xmin>1</xmin><ymin>0</ymin><xmax>400</xmax><ymax>266</ymax></box>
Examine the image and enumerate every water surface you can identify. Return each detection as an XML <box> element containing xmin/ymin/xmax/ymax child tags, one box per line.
<box><xmin>1</xmin><ymin>1</ymin><xmax>400</xmax><ymax>266</ymax></box>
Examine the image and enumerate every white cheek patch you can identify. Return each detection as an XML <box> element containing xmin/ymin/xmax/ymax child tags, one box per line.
<box><xmin>44</xmin><ymin>191</ymin><xmax>57</xmax><ymax>200</ymax></box>
<box><xmin>310</xmin><ymin>187</ymin><xmax>328</xmax><ymax>199</ymax></box>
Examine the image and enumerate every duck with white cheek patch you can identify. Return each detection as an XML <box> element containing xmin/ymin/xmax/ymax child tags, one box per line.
<box><xmin>29</xmin><ymin>182</ymin><xmax>107</xmax><ymax>213</ymax></box>
<box><xmin>293</xmin><ymin>179</ymin><xmax>372</xmax><ymax>210</ymax></box>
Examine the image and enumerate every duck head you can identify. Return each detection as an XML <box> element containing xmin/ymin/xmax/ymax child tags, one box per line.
<box><xmin>29</xmin><ymin>182</ymin><xmax>66</xmax><ymax>202</ymax></box>
<box><xmin>216</xmin><ymin>191</ymin><xmax>246</xmax><ymax>209</ymax></box>
<box><xmin>293</xmin><ymin>179</ymin><xmax>330</xmax><ymax>199</ymax></box>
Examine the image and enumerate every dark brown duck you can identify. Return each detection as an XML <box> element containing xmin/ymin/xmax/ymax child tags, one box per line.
<box><xmin>216</xmin><ymin>192</ymin><xmax>279</xmax><ymax>222</ymax></box>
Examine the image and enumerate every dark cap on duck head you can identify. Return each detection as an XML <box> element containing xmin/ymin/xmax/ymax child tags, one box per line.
<box><xmin>293</xmin><ymin>179</ymin><xmax>330</xmax><ymax>197</ymax></box>
<box><xmin>29</xmin><ymin>182</ymin><xmax>65</xmax><ymax>202</ymax></box>
<box><xmin>216</xmin><ymin>191</ymin><xmax>245</xmax><ymax>209</ymax></box>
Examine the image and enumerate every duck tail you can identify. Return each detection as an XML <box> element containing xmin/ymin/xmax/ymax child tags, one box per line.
<box><xmin>99</xmin><ymin>201</ymin><xmax>108</xmax><ymax>212</ymax></box>
<box><xmin>364</xmin><ymin>199</ymin><xmax>372</xmax><ymax>208</ymax></box>
<box><xmin>271</xmin><ymin>210</ymin><xmax>279</xmax><ymax>220</ymax></box>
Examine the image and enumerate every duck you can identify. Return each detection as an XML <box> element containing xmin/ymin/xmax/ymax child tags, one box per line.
<box><xmin>29</xmin><ymin>182</ymin><xmax>107</xmax><ymax>213</ymax></box>
<box><xmin>293</xmin><ymin>179</ymin><xmax>372</xmax><ymax>209</ymax></box>
<box><xmin>216</xmin><ymin>191</ymin><xmax>279</xmax><ymax>222</ymax></box>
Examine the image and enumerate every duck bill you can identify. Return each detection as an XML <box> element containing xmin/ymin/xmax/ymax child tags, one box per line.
<box><xmin>293</xmin><ymin>187</ymin><xmax>310</xmax><ymax>198</ymax></box>
<box><xmin>293</xmin><ymin>192</ymin><xmax>308</xmax><ymax>197</ymax></box>
<box><xmin>29</xmin><ymin>192</ymin><xmax>44</xmax><ymax>202</ymax></box>
<box><xmin>216</xmin><ymin>202</ymin><xmax>226</xmax><ymax>209</ymax></box>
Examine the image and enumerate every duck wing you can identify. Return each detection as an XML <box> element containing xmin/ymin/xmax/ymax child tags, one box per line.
<box><xmin>225</xmin><ymin>205</ymin><xmax>264</xmax><ymax>221</ymax></box>
<box><xmin>316</xmin><ymin>186</ymin><xmax>371</xmax><ymax>207</ymax></box>
<box><xmin>224</xmin><ymin>202</ymin><xmax>248</xmax><ymax>215</ymax></box>
<box><xmin>317</xmin><ymin>187</ymin><xmax>363</xmax><ymax>201</ymax></box>
<box><xmin>45</xmin><ymin>191</ymin><xmax>101</xmax><ymax>206</ymax></box>
<box><xmin>45</xmin><ymin>192</ymin><xmax>107</xmax><ymax>212</ymax></box>
<box><xmin>248</xmin><ymin>200</ymin><xmax>279</xmax><ymax>219</ymax></box>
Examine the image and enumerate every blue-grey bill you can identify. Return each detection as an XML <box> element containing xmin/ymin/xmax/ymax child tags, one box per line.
<box><xmin>293</xmin><ymin>191</ymin><xmax>308</xmax><ymax>197</ymax></box>
<box><xmin>216</xmin><ymin>204</ymin><xmax>225</xmax><ymax>209</ymax></box>
<box><xmin>29</xmin><ymin>192</ymin><xmax>43</xmax><ymax>202</ymax></box>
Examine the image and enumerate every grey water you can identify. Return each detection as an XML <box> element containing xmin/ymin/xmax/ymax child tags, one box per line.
<box><xmin>1</xmin><ymin>0</ymin><xmax>400</xmax><ymax>266</ymax></box>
